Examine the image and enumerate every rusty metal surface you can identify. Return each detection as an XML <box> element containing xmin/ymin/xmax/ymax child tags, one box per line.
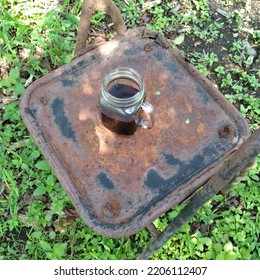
<box><xmin>137</xmin><ymin>128</ymin><xmax>260</xmax><ymax>259</ymax></box>
<box><xmin>20</xmin><ymin>28</ymin><xmax>250</xmax><ymax>237</ymax></box>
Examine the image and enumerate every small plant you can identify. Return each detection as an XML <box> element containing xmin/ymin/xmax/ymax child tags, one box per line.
<box><xmin>0</xmin><ymin>68</ymin><xmax>25</xmax><ymax>96</ymax></box>
<box><xmin>230</xmin><ymin>40</ymin><xmax>246</xmax><ymax>52</ymax></box>
<box><xmin>225</xmin><ymin>93</ymin><xmax>260</xmax><ymax>130</ymax></box>
<box><xmin>121</xmin><ymin>0</ymin><xmax>142</xmax><ymax>27</ymax></box>
<box><xmin>187</xmin><ymin>51</ymin><xmax>218</xmax><ymax>77</ymax></box>
<box><xmin>214</xmin><ymin>66</ymin><xmax>225</xmax><ymax>77</ymax></box>
<box><xmin>221</xmin><ymin>73</ymin><xmax>233</xmax><ymax>88</ymax></box>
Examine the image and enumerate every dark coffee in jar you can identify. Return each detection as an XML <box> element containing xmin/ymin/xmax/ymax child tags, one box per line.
<box><xmin>109</xmin><ymin>83</ymin><xmax>138</xmax><ymax>98</ymax></box>
<box><xmin>99</xmin><ymin>67</ymin><xmax>154</xmax><ymax>135</ymax></box>
<box><xmin>101</xmin><ymin>83</ymin><xmax>139</xmax><ymax>135</ymax></box>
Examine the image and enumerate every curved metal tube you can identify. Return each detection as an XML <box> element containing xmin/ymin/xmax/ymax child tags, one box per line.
<box><xmin>74</xmin><ymin>0</ymin><xmax>126</xmax><ymax>57</ymax></box>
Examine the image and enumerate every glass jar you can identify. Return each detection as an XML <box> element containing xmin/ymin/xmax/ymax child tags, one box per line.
<box><xmin>99</xmin><ymin>67</ymin><xmax>155</xmax><ymax>135</ymax></box>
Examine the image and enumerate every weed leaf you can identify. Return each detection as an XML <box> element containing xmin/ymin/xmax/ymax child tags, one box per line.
<box><xmin>33</xmin><ymin>185</ymin><xmax>47</xmax><ymax>196</ymax></box>
<box><xmin>40</xmin><ymin>240</ymin><xmax>52</xmax><ymax>252</ymax></box>
<box><xmin>173</xmin><ymin>34</ymin><xmax>185</xmax><ymax>45</ymax></box>
<box><xmin>35</xmin><ymin>160</ymin><xmax>51</xmax><ymax>172</ymax></box>
<box><xmin>52</xmin><ymin>243</ymin><xmax>67</xmax><ymax>259</ymax></box>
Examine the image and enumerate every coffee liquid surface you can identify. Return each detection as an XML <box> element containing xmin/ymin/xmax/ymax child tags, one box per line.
<box><xmin>101</xmin><ymin>83</ymin><xmax>139</xmax><ymax>135</ymax></box>
<box><xmin>109</xmin><ymin>83</ymin><xmax>138</xmax><ymax>98</ymax></box>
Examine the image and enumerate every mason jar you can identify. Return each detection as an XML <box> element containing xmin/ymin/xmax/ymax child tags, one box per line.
<box><xmin>99</xmin><ymin>67</ymin><xmax>155</xmax><ymax>135</ymax></box>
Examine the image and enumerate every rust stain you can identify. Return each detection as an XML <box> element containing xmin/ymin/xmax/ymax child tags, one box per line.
<box><xmin>186</xmin><ymin>102</ymin><xmax>193</xmax><ymax>113</ymax></box>
<box><xmin>102</xmin><ymin>199</ymin><xmax>121</xmax><ymax>218</ymax></box>
<box><xmin>196</xmin><ymin>123</ymin><xmax>204</xmax><ymax>134</ymax></box>
<box><xmin>144</xmin><ymin>43</ymin><xmax>153</xmax><ymax>52</ymax></box>
<box><xmin>218</xmin><ymin>124</ymin><xmax>235</xmax><ymax>140</ymax></box>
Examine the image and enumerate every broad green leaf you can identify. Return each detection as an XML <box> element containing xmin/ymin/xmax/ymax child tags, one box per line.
<box><xmin>9</xmin><ymin>69</ymin><xmax>20</xmax><ymax>79</ymax></box>
<box><xmin>49</xmin><ymin>231</ymin><xmax>56</xmax><ymax>240</ymax></box>
<box><xmin>52</xmin><ymin>243</ymin><xmax>67</xmax><ymax>259</ymax></box>
<box><xmin>200</xmin><ymin>237</ymin><xmax>213</xmax><ymax>247</ymax></box>
<box><xmin>30</xmin><ymin>150</ymin><xmax>41</xmax><ymax>159</ymax></box>
<box><xmin>216</xmin><ymin>252</ymin><xmax>225</xmax><ymax>260</ymax></box>
<box><xmin>14</xmin><ymin>83</ymin><xmax>25</xmax><ymax>95</ymax></box>
<box><xmin>214</xmin><ymin>243</ymin><xmax>223</xmax><ymax>252</ymax></box>
<box><xmin>35</xmin><ymin>160</ymin><xmax>51</xmax><ymax>172</ymax></box>
<box><xmin>46</xmin><ymin>175</ymin><xmax>55</xmax><ymax>187</ymax></box>
<box><xmin>173</xmin><ymin>34</ymin><xmax>185</xmax><ymax>45</ymax></box>
<box><xmin>33</xmin><ymin>185</ymin><xmax>47</xmax><ymax>196</ymax></box>
<box><xmin>45</xmin><ymin>214</ymin><xmax>52</xmax><ymax>222</ymax></box>
<box><xmin>40</xmin><ymin>240</ymin><xmax>52</xmax><ymax>252</ymax></box>
<box><xmin>226</xmin><ymin>251</ymin><xmax>237</xmax><ymax>260</ymax></box>
<box><xmin>31</xmin><ymin>231</ymin><xmax>42</xmax><ymax>239</ymax></box>
<box><xmin>197</xmin><ymin>243</ymin><xmax>204</xmax><ymax>251</ymax></box>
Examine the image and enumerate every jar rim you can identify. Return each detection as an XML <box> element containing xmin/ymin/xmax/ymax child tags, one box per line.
<box><xmin>102</xmin><ymin>67</ymin><xmax>145</xmax><ymax>108</ymax></box>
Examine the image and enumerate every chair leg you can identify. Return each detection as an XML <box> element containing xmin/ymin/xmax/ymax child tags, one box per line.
<box><xmin>146</xmin><ymin>223</ymin><xmax>160</xmax><ymax>239</ymax></box>
<box><xmin>220</xmin><ymin>160</ymin><xmax>256</xmax><ymax>195</ymax></box>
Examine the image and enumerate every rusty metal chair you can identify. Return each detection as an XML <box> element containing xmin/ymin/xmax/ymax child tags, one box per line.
<box><xmin>20</xmin><ymin>0</ymin><xmax>260</xmax><ymax>259</ymax></box>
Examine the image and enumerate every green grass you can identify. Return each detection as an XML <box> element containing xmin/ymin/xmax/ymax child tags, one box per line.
<box><xmin>0</xmin><ymin>0</ymin><xmax>259</xmax><ymax>260</ymax></box>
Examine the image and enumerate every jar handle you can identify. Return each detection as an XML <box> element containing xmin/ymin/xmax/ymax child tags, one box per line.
<box><xmin>74</xmin><ymin>0</ymin><xmax>126</xmax><ymax>58</ymax></box>
<box><xmin>136</xmin><ymin>102</ymin><xmax>155</xmax><ymax>129</ymax></box>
